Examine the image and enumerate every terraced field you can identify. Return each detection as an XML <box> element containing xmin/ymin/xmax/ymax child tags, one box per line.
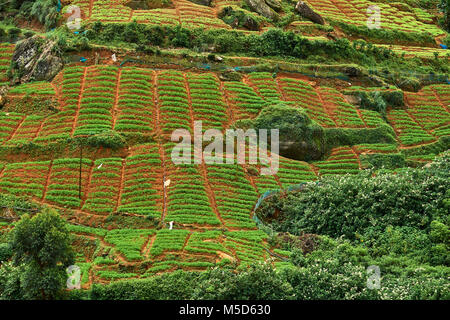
<box><xmin>67</xmin><ymin>0</ymin><xmax>231</xmax><ymax>29</ymax></box>
<box><xmin>304</xmin><ymin>0</ymin><xmax>445</xmax><ymax>36</ymax></box>
<box><xmin>0</xmin><ymin>0</ymin><xmax>448</xmax><ymax>298</ymax></box>
<box><xmin>1</xmin><ymin>62</ymin><xmax>448</xmax><ymax>284</ymax></box>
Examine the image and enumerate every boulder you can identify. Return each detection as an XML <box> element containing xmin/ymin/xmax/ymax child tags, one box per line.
<box><xmin>243</xmin><ymin>16</ymin><xmax>260</xmax><ymax>31</ymax></box>
<box><xmin>245</xmin><ymin>0</ymin><xmax>279</xmax><ymax>21</ymax></box>
<box><xmin>238</xmin><ymin>102</ymin><xmax>326</xmax><ymax>162</ymax></box>
<box><xmin>295</xmin><ymin>1</ymin><xmax>325</xmax><ymax>25</ymax></box>
<box><xmin>187</xmin><ymin>0</ymin><xmax>212</xmax><ymax>6</ymax></box>
<box><xmin>265</xmin><ymin>0</ymin><xmax>281</xmax><ymax>12</ymax></box>
<box><xmin>219</xmin><ymin>6</ymin><xmax>261</xmax><ymax>31</ymax></box>
<box><xmin>10</xmin><ymin>35</ymin><xmax>63</xmax><ymax>84</ymax></box>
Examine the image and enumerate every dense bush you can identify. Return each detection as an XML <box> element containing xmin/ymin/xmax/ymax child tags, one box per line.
<box><xmin>235</xmin><ymin>103</ymin><xmax>326</xmax><ymax>161</ymax></box>
<box><xmin>0</xmin><ymin>208</ymin><xmax>74</xmax><ymax>300</ymax></box>
<box><xmin>256</xmin><ymin>152</ymin><xmax>449</xmax><ymax>240</ymax></box>
<box><xmin>324</xmin><ymin>124</ymin><xmax>396</xmax><ymax>149</ymax></box>
<box><xmin>85</xmin><ymin>22</ymin><xmax>396</xmax><ymax>64</ymax></box>
<box><xmin>85</xmin><ymin>131</ymin><xmax>127</xmax><ymax>150</ymax></box>
<box><xmin>334</xmin><ymin>20</ymin><xmax>436</xmax><ymax>46</ymax></box>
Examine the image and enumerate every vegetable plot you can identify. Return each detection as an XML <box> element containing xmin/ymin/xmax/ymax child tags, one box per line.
<box><xmin>206</xmin><ymin>164</ymin><xmax>259</xmax><ymax>229</ymax></box>
<box><xmin>82</xmin><ymin>158</ymin><xmax>123</xmax><ymax>215</ymax></box>
<box><xmin>164</xmin><ymin>144</ymin><xmax>221</xmax><ymax>226</ymax></box>
<box><xmin>0</xmin><ymin>161</ymin><xmax>50</xmax><ymax>199</ymax></box>
<box><xmin>277</xmin><ymin>157</ymin><xmax>317</xmax><ymax>189</ymax></box>
<box><xmin>247</xmin><ymin>72</ymin><xmax>281</xmax><ymax>102</ymax></box>
<box><xmin>187</xmin><ymin>72</ymin><xmax>229</xmax><ymax>131</ymax></box>
<box><xmin>224</xmin><ymin>81</ymin><xmax>267</xmax><ymax>120</ymax></box>
<box><xmin>305</xmin><ymin>0</ymin><xmax>444</xmax><ymax>36</ymax></box>
<box><xmin>36</xmin><ymin>66</ymin><xmax>86</xmax><ymax>143</ymax></box>
<box><xmin>405</xmin><ymin>86</ymin><xmax>450</xmax><ymax>139</ymax></box>
<box><xmin>118</xmin><ymin>144</ymin><xmax>162</xmax><ymax>218</ymax></box>
<box><xmin>0</xmin><ymin>43</ymin><xmax>13</xmax><ymax>86</ymax></box>
<box><xmin>157</xmin><ymin>70</ymin><xmax>192</xmax><ymax>134</ymax></box>
<box><xmin>278</xmin><ymin>78</ymin><xmax>336</xmax><ymax>127</ymax></box>
<box><xmin>387</xmin><ymin>109</ymin><xmax>436</xmax><ymax>147</ymax></box>
<box><xmin>73</xmin><ymin>66</ymin><xmax>118</xmax><ymax>137</ymax></box>
<box><xmin>114</xmin><ymin>67</ymin><xmax>155</xmax><ymax>135</ymax></box>
<box><xmin>313</xmin><ymin>147</ymin><xmax>360</xmax><ymax>176</ymax></box>
<box><xmin>44</xmin><ymin>158</ymin><xmax>94</xmax><ymax>209</ymax></box>
<box><xmin>178</xmin><ymin>0</ymin><xmax>230</xmax><ymax>30</ymax></box>
<box><xmin>0</xmin><ymin>112</ymin><xmax>25</xmax><ymax>144</ymax></box>
<box><xmin>317</xmin><ymin>87</ymin><xmax>366</xmax><ymax>128</ymax></box>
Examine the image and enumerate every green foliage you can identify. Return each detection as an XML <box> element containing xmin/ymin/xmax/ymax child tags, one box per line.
<box><xmin>85</xmin><ymin>130</ymin><xmax>127</xmax><ymax>150</ymax></box>
<box><xmin>236</xmin><ymin>102</ymin><xmax>326</xmax><ymax>161</ymax></box>
<box><xmin>360</xmin><ymin>153</ymin><xmax>406</xmax><ymax>169</ymax></box>
<box><xmin>324</xmin><ymin>124</ymin><xmax>397</xmax><ymax>150</ymax></box>
<box><xmin>0</xmin><ymin>208</ymin><xmax>75</xmax><ymax>300</ymax></box>
<box><xmin>256</xmin><ymin>152</ymin><xmax>449</xmax><ymax>240</ymax></box>
<box><xmin>334</xmin><ymin>20</ymin><xmax>436</xmax><ymax>46</ymax></box>
<box><xmin>345</xmin><ymin>90</ymin><xmax>404</xmax><ymax>116</ymax></box>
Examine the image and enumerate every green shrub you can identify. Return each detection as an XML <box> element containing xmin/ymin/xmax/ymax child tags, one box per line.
<box><xmin>256</xmin><ymin>152</ymin><xmax>449</xmax><ymax>240</ymax></box>
<box><xmin>85</xmin><ymin>131</ymin><xmax>126</xmax><ymax>149</ymax></box>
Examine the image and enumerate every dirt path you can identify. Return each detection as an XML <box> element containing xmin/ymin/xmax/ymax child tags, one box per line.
<box><xmin>430</xmin><ymin>86</ymin><xmax>450</xmax><ymax>114</ymax></box>
<box><xmin>315</xmin><ymin>88</ymin><xmax>339</xmax><ymax>127</ymax></box>
<box><xmin>50</xmin><ymin>81</ymin><xmax>63</xmax><ymax>110</ymax></box>
<box><xmin>152</xmin><ymin>70</ymin><xmax>161</xmax><ymax>135</ymax></box>
<box><xmin>70</xmin><ymin>67</ymin><xmax>88</xmax><ymax>136</ymax></box>
<box><xmin>158</xmin><ymin>142</ymin><xmax>168</xmax><ymax>225</ymax></box>
<box><xmin>350</xmin><ymin>147</ymin><xmax>362</xmax><ymax>170</ymax></box>
<box><xmin>183</xmin><ymin>72</ymin><xmax>195</xmax><ymax>133</ymax></box>
<box><xmin>200</xmin><ymin>161</ymin><xmax>226</xmax><ymax>227</ymax></box>
<box><xmin>5</xmin><ymin>116</ymin><xmax>26</xmax><ymax>143</ymax></box>
<box><xmin>275</xmin><ymin>78</ymin><xmax>288</xmax><ymax>102</ymax></box>
<box><xmin>216</xmin><ymin>74</ymin><xmax>236</xmax><ymax>127</ymax></box>
<box><xmin>174</xmin><ymin>0</ymin><xmax>183</xmax><ymax>26</ymax></box>
<box><xmin>143</xmin><ymin>234</ymin><xmax>156</xmax><ymax>258</ymax></box>
<box><xmin>41</xmin><ymin>160</ymin><xmax>53</xmax><ymax>202</ymax></box>
<box><xmin>114</xmin><ymin>159</ymin><xmax>126</xmax><ymax>213</ymax></box>
<box><xmin>80</xmin><ymin>161</ymin><xmax>96</xmax><ymax>209</ymax></box>
<box><xmin>273</xmin><ymin>173</ymin><xmax>284</xmax><ymax>189</ymax></box>
<box><xmin>404</xmin><ymin>94</ymin><xmax>438</xmax><ymax>141</ymax></box>
<box><xmin>88</xmin><ymin>0</ymin><xmax>94</xmax><ymax>19</ymax></box>
<box><xmin>355</xmin><ymin>108</ymin><xmax>368</xmax><ymax>128</ymax></box>
<box><xmin>111</xmin><ymin>68</ymin><xmax>122</xmax><ymax>130</ymax></box>
<box><xmin>181</xmin><ymin>232</ymin><xmax>193</xmax><ymax>252</ymax></box>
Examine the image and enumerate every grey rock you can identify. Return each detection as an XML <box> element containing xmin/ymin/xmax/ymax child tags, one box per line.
<box><xmin>10</xmin><ymin>35</ymin><xmax>63</xmax><ymax>84</ymax></box>
<box><xmin>265</xmin><ymin>0</ymin><xmax>281</xmax><ymax>12</ymax></box>
<box><xmin>295</xmin><ymin>1</ymin><xmax>325</xmax><ymax>25</ymax></box>
<box><xmin>243</xmin><ymin>16</ymin><xmax>260</xmax><ymax>31</ymax></box>
<box><xmin>245</xmin><ymin>0</ymin><xmax>279</xmax><ymax>20</ymax></box>
<box><xmin>187</xmin><ymin>0</ymin><xmax>212</xmax><ymax>6</ymax></box>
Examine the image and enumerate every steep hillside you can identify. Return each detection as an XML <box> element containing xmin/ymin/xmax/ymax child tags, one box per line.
<box><xmin>0</xmin><ymin>0</ymin><xmax>448</xmax><ymax>300</ymax></box>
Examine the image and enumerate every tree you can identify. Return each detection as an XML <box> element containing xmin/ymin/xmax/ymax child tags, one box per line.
<box><xmin>439</xmin><ymin>0</ymin><xmax>450</xmax><ymax>31</ymax></box>
<box><xmin>0</xmin><ymin>208</ymin><xmax>74</xmax><ymax>300</ymax></box>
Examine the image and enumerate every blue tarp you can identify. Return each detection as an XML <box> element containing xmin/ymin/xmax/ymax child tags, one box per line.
<box><xmin>439</xmin><ymin>44</ymin><xmax>448</xmax><ymax>49</ymax></box>
<box><xmin>80</xmin><ymin>57</ymin><xmax>87</xmax><ymax>63</ymax></box>
<box><xmin>57</xmin><ymin>0</ymin><xmax>61</xmax><ymax>12</ymax></box>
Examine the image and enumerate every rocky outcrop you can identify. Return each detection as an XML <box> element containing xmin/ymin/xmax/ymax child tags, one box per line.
<box><xmin>237</xmin><ymin>102</ymin><xmax>326</xmax><ymax>162</ymax></box>
<box><xmin>245</xmin><ymin>0</ymin><xmax>279</xmax><ymax>21</ymax></box>
<box><xmin>219</xmin><ymin>6</ymin><xmax>261</xmax><ymax>31</ymax></box>
<box><xmin>265</xmin><ymin>0</ymin><xmax>281</xmax><ymax>12</ymax></box>
<box><xmin>10</xmin><ymin>35</ymin><xmax>63</xmax><ymax>84</ymax></box>
<box><xmin>295</xmin><ymin>1</ymin><xmax>325</xmax><ymax>25</ymax></box>
<box><xmin>187</xmin><ymin>0</ymin><xmax>212</xmax><ymax>6</ymax></box>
